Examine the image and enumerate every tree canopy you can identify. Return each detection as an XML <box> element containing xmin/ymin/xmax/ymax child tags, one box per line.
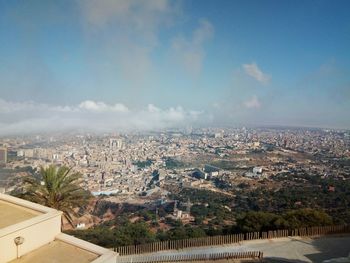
<box><xmin>16</xmin><ymin>165</ymin><xmax>91</xmax><ymax>226</ymax></box>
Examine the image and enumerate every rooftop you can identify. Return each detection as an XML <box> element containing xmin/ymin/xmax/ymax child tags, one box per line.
<box><xmin>9</xmin><ymin>240</ymin><xmax>99</xmax><ymax>263</ymax></box>
<box><xmin>0</xmin><ymin>193</ymin><xmax>117</xmax><ymax>263</ymax></box>
<box><xmin>0</xmin><ymin>200</ymin><xmax>41</xmax><ymax>229</ymax></box>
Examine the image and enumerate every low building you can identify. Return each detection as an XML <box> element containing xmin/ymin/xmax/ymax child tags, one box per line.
<box><xmin>245</xmin><ymin>167</ymin><xmax>264</xmax><ymax>179</ymax></box>
<box><xmin>253</xmin><ymin>167</ymin><xmax>263</xmax><ymax>174</ymax></box>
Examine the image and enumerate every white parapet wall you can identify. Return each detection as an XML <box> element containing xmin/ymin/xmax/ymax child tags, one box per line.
<box><xmin>56</xmin><ymin>233</ymin><xmax>117</xmax><ymax>263</ymax></box>
<box><xmin>0</xmin><ymin>193</ymin><xmax>118</xmax><ymax>263</ymax></box>
<box><xmin>0</xmin><ymin>193</ymin><xmax>62</xmax><ymax>262</ymax></box>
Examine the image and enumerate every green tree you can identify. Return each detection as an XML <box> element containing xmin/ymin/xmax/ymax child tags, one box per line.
<box><xmin>236</xmin><ymin>211</ymin><xmax>287</xmax><ymax>232</ymax></box>
<box><xmin>114</xmin><ymin>222</ymin><xmax>156</xmax><ymax>246</ymax></box>
<box><xmin>167</xmin><ymin>226</ymin><xmax>188</xmax><ymax>240</ymax></box>
<box><xmin>18</xmin><ymin>165</ymin><xmax>91</xmax><ymax>227</ymax></box>
<box><xmin>186</xmin><ymin>226</ymin><xmax>207</xmax><ymax>238</ymax></box>
<box><xmin>283</xmin><ymin>209</ymin><xmax>333</xmax><ymax>229</ymax></box>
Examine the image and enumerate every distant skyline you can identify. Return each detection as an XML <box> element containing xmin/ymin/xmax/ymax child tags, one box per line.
<box><xmin>0</xmin><ymin>0</ymin><xmax>349</xmax><ymax>134</ymax></box>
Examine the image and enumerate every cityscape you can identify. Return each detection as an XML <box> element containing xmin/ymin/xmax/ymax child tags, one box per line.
<box><xmin>1</xmin><ymin>127</ymin><xmax>350</xmax><ymax>261</ymax></box>
<box><xmin>1</xmin><ymin>0</ymin><xmax>350</xmax><ymax>263</ymax></box>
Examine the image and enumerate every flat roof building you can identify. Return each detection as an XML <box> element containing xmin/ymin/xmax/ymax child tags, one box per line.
<box><xmin>0</xmin><ymin>193</ymin><xmax>117</xmax><ymax>263</ymax></box>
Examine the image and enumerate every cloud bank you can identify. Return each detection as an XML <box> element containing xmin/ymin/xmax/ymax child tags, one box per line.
<box><xmin>0</xmin><ymin>98</ymin><xmax>201</xmax><ymax>135</ymax></box>
<box><xmin>78</xmin><ymin>100</ymin><xmax>129</xmax><ymax>113</ymax></box>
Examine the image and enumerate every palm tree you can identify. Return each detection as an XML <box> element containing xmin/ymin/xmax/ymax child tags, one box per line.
<box><xmin>20</xmin><ymin>165</ymin><xmax>91</xmax><ymax>228</ymax></box>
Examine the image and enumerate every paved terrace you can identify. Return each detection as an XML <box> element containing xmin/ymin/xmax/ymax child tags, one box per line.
<box><xmin>118</xmin><ymin>235</ymin><xmax>350</xmax><ymax>263</ymax></box>
<box><xmin>9</xmin><ymin>240</ymin><xmax>99</xmax><ymax>263</ymax></box>
<box><xmin>0</xmin><ymin>200</ymin><xmax>41</xmax><ymax>229</ymax></box>
<box><xmin>0</xmin><ymin>193</ymin><xmax>117</xmax><ymax>263</ymax></box>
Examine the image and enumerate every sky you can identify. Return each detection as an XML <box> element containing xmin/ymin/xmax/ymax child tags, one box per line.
<box><xmin>0</xmin><ymin>0</ymin><xmax>349</xmax><ymax>134</ymax></box>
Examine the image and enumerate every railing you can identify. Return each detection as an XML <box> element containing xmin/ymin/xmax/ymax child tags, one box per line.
<box><xmin>117</xmin><ymin>251</ymin><xmax>263</xmax><ymax>263</ymax></box>
<box><xmin>116</xmin><ymin>224</ymin><xmax>350</xmax><ymax>256</ymax></box>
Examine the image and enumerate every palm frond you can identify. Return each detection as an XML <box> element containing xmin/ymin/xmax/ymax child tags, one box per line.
<box><xmin>19</xmin><ymin>165</ymin><xmax>92</xmax><ymax>229</ymax></box>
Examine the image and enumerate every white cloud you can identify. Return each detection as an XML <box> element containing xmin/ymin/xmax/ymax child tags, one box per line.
<box><xmin>79</xmin><ymin>100</ymin><xmax>129</xmax><ymax>112</ymax></box>
<box><xmin>244</xmin><ymin>95</ymin><xmax>261</xmax><ymax>109</ymax></box>
<box><xmin>147</xmin><ymin>104</ymin><xmax>161</xmax><ymax>113</ymax></box>
<box><xmin>76</xmin><ymin>0</ymin><xmax>180</xmax><ymax>88</ymax></box>
<box><xmin>78</xmin><ymin>0</ymin><xmax>174</xmax><ymax>40</ymax></box>
<box><xmin>243</xmin><ymin>62</ymin><xmax>271</xmax><ymax>84</ymax></box>
<box><xmin>0</xmin><ymin>98</ymin><xmax>202</xmax><ymax>135</ymax></box>
<box><xmin>171</xmin><ymin>19</ymin><xmax>214</xmax><ymax>75</ymax></box>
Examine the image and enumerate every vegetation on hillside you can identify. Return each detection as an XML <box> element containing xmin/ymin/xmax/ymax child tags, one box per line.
<box><xmin>67</xmin><ymin>208</ymin><xmax>333</xmax><ymax>248</ymax></box>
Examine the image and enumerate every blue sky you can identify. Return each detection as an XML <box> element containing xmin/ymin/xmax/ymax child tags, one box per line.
<box><xmin>0</xmin><ymin>0</ymin><xmax>349</xmax><ymax>133</ymax></box>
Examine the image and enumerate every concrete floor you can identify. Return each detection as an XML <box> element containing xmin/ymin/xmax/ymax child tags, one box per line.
<box><xmin>10</xmin><ymin>240</ymin><xmax>99</xmax><ymax>263</ymax></box>
<box><xmin>244</xmin><ymin>236</ymin><xmax>350</xmax><ymax>262</ymax></box>
<box><xmin>0</xmin><ymin>200</ymin><xmax>40</xmax><ymax>229</ymax></box>
<box><xmin>118</xmin><ymin>235</ymin><xmax>350</xmax><ymax>263</ymax></box>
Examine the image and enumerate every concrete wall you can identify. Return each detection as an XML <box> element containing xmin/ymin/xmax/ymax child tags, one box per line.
<box><xmin>57</xmin><ymin>233</ymin><xmax>117</xmax><ymax>263</ymax></box>
<box><xmin>0</xmin><ymin>214</ymin><xmax>61</xmax><ymax>262</ymax></box>
<box><xmin>0</xmin><ymin>194</ymin><xmax>62</xmax><ymax>263</ymax></box>
<box><xmin>0</xmin><ymin>193</ymin><xmax>118</xmax><ymax>263</ymax></box>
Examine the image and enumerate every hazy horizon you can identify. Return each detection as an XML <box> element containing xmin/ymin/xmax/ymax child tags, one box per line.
<box><xmin>1</xmin><ymin>0</ymin><xmax>349</xmax><ymax>135</ymax></box>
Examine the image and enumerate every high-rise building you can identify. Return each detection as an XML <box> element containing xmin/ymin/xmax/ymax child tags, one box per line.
<box><xmin>0</xmin><ymin>147</ymin><xmax>7</xmax><ymax>165</ymax></box>
<box><xmin>110</xmin><ymin>138</ymin><xmax>123</xmax><ymax>150</ymax></box>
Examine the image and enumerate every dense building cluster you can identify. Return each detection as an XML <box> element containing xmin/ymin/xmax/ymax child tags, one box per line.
<box><xmin>1</xmin><ymin>127</ymin><xmax>349</xmax><ymax>226</ymax></box>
